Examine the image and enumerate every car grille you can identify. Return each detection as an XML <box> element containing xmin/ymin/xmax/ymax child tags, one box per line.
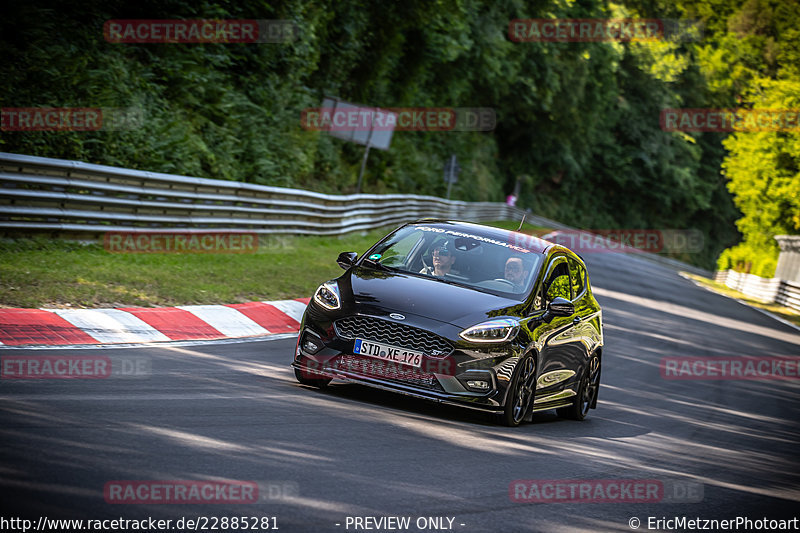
<box><xmin>330</xmin><ymin>355</ymin><xmax>444</xmax><ymax>392</ymax></box>
<box><xmin>334</xmin><ymin>316</ymin><xmax>453</xmax><ymax>357</ymax></box>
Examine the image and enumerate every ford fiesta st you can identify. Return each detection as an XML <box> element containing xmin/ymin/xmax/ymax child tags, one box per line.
<box><xmin>291</xmin><ymin>220</ymin><xmax>603</xmax><ymax>426</ymax></box>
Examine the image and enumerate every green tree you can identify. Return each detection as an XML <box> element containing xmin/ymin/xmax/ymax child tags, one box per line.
<box><xmin>718</xmin><ymin>78</ymin><xmax>800</xmax><ymax>276</ymax></box>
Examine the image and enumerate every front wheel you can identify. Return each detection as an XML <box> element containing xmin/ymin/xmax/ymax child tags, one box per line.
<box><xmin>500</xmin><ymin>355</ymin><xmax>537</xmax><ymax>427</ymax></box>
<box><xmin>294</xmin><ymin>367</ymin><xmax>332</xmax><ymax>388</ymax></box>
<box><xmin>557</xmin><ymin>353</ymin><xmax>601</xmax><ymax>421</ymax></box>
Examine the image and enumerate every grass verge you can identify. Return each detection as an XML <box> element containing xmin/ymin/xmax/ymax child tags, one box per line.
<box><xmin>0</xmin><ymin>221</ymin><xmax>543</xmax><ymax>308</ymax></box>
<box><xmin>682</xmin><ymin>272</ymin><xmax>800</xmax><ymax>328</ymax></box>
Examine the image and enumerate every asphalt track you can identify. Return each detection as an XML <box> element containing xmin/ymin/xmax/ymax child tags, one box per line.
<box><xmin>1</xmin><ymin>250</ymin><xmax>799</xmax><ymax>532</ymax></box>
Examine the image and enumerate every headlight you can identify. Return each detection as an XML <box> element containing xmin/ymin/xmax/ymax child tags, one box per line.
<box><xmin>313</xmin><ymin>281</ymin><xmax>341</xmax><ymax>310</ymax></box>
<box><xmin>459</xmin><ymin>318</ymin><xmax>520</xmax><ymax>343</ymax></box>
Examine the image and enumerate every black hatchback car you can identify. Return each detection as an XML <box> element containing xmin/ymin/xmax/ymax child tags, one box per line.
<box><xmin>292</xmin><ymin>220</ymin><xmax>603</xmax><ymax>426</ymax></box>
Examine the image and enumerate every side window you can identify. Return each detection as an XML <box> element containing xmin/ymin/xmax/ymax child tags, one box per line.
<box><xmin>568</xmin><ymin>258</ymin><xmax>586</xmax><ymax>299</ymax></box>
<box><xmin>544</xmin><ymin>260</ymin><xmax>571</xmax><ymax>306</ymax></box>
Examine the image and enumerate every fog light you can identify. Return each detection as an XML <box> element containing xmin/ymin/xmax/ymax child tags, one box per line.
<box><xmin>466</xmin><ymin>380</ymin><xmax>490</xmax><ymax>391</ymax></box>
<box><xmin>303</xmin><ymin>338</ymin><xmax>321</xmax><ymax>354</ymax></box>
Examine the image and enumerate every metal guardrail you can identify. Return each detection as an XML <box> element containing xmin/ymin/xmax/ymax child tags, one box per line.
<box><xmin>714</xmin><ymin>269</ymin><xmax>800</xmax><ymax>313</ymax></box>
<box><xmin>0</xmin><ymin>152</ymin><xmax>721</xmax><ymax>281</ymax></box>
<box><xmin>0</xmin><ymin>152</ymin><xmax>525</xmax><ymax>236</ymax></box>
<box><xmin>776</xmin><ymin>280</ymin><xmax>800</xmax><ymax>312</ymax></box>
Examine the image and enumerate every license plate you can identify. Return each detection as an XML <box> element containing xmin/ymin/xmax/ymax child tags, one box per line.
<box><xmin>353</xmin><ymin>338</ymin><xmax>423</xmax><ymax>368</ymax></box>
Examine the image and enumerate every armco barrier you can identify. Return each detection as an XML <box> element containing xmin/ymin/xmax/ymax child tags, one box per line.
<box><xmin>0</xmin><ymin>152</ymin><xmax>524</xmax><ymax>237</ymax></box>
<box><xmin>714</xmin><ymin>269</ymin><xmax>800</xmax><ymax>313</ymax></box>
<box><xmin>713</xmin><ymin>269</ymin><xmax>781</xmax><ymax>303</ymax></box>
<box><xmin>775</xmin><ymin>280</ymin><xmax>800</xmax><ymax>312</ymax></box>
<box><xmin>0</xmin><ymin>152</ymin><xmax>716</xmax><ymax>280</ymax></box>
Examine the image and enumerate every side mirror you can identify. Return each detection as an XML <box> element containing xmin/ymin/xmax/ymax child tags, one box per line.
<box><xmin>337</xmin><ymin>251</ymin><xmax>358</xmax><ymax>270</ymax></box>
<box><xmin>547</xmin><ymin>297</ymin><xmax>574</xmax><ymax>317</ymax></box>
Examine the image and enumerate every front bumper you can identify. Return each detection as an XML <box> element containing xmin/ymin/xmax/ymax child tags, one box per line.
<box><xmin>291</xmin><ymin>358</ymin><xmax>506</xmax><ymax>413</ymax></box>
<box><xmin>292</xmin><ymin>311</ymin><xmax>525</xmax><ymax>413</ymax></box>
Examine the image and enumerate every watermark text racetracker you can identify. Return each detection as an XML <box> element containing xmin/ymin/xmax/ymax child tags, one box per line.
<box><xmin>509</xmin><ymin>18</ymin><xmax>703</xmax><ymax>42</ymax></box>
<box><xmin>660</xmin><ymin>357</ymin><xmax>800</xmax><ymax>381</ymax></box>
<box><xmin>1</xmin><ymin>355</ymin><xmax>150</xmax><ymax>379</ymax></box>
<box><xmin>104</xmin><ymin>19</ymin><xmax>297</xmax><ymax>43</ymax></box>
<box><xmin>301</xmin><ymin>107</ymin><xmax>496</xmax><ymax>132</ymax></box>
<box><xmin>510</xmin><ymin>479</ymin><xmax>703</xmax><ymax>503</ymax></box>
<box><xmin>1</xmin><ymin>107</ymin><xmax>143</xmax><ymax>131</ymax></box>
<box><xmin>103</xmin><ymin>480</ymin><xmax>298</xmax><ymax>504</ymax></box>
<box><xmin>511</xmin><ymin>229</ymin><xmax>703</xmax><ymax>254</ymax></box>
<box><xmin>104</xmin><ymin>231</ymin><xmax>258</xmax><ymax>254</ymax></box>
<box><xmin>296</xmin><ymin>352</ymin><xmax>457</xmax><ymax>382</ymax></box>
<box><xmin>661</xmin><ymin>108</ymin><xmax>800</xmax><ymax>132</ymax></box>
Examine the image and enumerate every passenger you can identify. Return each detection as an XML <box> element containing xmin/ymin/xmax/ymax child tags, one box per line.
<box><xmin>504</xmin><ymin>256</ymin><xmax>529</xmax><ymax>291</ymax></box>
<box><xmin>420</xmin><ymin>244</ymin><xmax>456</xmax><ymax>276</ymax></box>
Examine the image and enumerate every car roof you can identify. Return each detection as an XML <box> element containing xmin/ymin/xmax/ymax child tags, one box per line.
<box><xmin>407</xmin><ymin>219</ymin><xmax>555</xmax><ymax>255</ymax></box>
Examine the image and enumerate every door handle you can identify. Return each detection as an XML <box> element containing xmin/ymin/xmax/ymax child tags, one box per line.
<box><xmin>572</xmin><ymin>316</ymin><xmax>582</xmax><ymax>325</ymax></box>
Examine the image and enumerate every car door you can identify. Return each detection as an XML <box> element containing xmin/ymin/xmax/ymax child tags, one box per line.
<box><xmin>532</xmin><ymin>254</ymin><xmax>587</xmax><ymax>399</ymax></box>
<box><xmin>567</xmin><ymin>255</ymin><xmax>603</xmax><ymax>361</ymax></box>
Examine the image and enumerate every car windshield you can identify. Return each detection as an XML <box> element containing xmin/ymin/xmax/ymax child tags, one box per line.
<box><xmin>362</xmin><ymin>223</ymin><xmax>543</xmax><ymax>300</ymax></box>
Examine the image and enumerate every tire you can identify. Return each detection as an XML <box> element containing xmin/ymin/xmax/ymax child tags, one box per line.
<box><xmin>500</xmin><ymin>355</ymin><xmax>537</xmax><ymax>427</ymax></box>
<box><xmin>294</xmin><ymin>367</ymin><xmax>332</xmax><ymax>388</ymax></box>
<box><xmin>557</xmin><ymin>353</ymin><xmax>601</xmax><ymax>421</ymax></box>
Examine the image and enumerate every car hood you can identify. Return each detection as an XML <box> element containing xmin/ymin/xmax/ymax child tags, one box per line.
<box><xmin>342</xmin><ymin>267</ymin><xmax>524</xmax><ymax>329</ymax></box>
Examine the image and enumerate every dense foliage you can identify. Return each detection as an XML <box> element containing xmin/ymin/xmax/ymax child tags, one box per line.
<box><xmin>1</xmin><ymin>0</ymin><xmax>797</xmax><ymax>271</ymax></box>
<box><xmin>695</xmin><ymin>0</ymin><xmax>800</xmax><ymax>276</ymax></box>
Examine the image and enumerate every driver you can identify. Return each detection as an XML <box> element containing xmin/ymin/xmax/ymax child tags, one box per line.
<box><xmin>420</xmin><ymin>243</ymin><xmax>456</xmax><ymax>276</ymax></box>
<box><xmin>504</xmin><ymin>256</ymin><xmax>529</xmax><ymax>291</ymax></box>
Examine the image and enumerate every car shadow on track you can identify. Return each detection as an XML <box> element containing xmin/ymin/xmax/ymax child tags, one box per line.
<box><xmin>292</xmin><ymin>380</ymin><xmax>649</xmax><ymax>439</ymax></box>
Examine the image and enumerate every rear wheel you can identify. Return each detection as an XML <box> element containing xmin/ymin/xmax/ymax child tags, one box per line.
<box><xmin>557</xmin><ymin>354</ymin><xmax>600</xmax><ymax>421</ymax></box>
<box><xmin>500</xmin><ymin>355</ymin><xmax>537</xmax><ymax>427</ymax></box>
<box><xmin>294</xmin><ymin>367</ymin><xmax>332</xmax><ymax>388</ymax></box>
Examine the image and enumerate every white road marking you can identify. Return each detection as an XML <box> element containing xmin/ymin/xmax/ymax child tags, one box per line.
<box><xmin>0</xmin><ymin>333</ymin><xmax>298</xmax><ymax>350</ymax></box>
<box><xmin>267</xmin><ymin>300</ymin><xmax>307</xmax><ymax>323</ymax></box>
<box><xmin>177</xmin><ymin>305</ymin><xmax>270</xmax><ymax>337</ymax></box>
<box><xmin>48</xmin><ymin>309</ymin><xmax>170</xmax><ymax>344</ymax></box>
